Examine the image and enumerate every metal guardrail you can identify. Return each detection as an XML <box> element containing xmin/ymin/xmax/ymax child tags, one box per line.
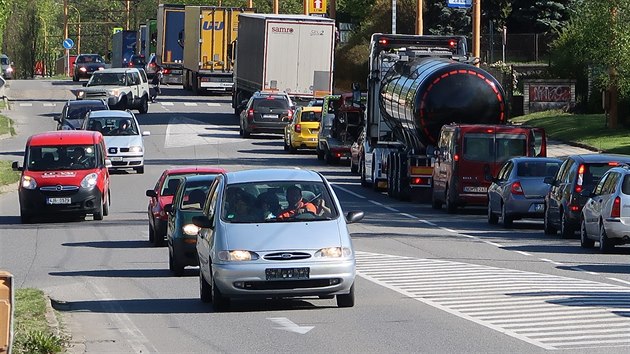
<box><xmin>0</xmin><ymin>271</ymin><xmax>13</xmax><ymax>354</ymax></box>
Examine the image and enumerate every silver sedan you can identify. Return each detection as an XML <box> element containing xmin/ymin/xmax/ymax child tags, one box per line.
<box><xmin>193</xmin><ymin>168</ymin><xmax>364</xmax><ymax>311</ymax></box>
<box><xmin>488</xmin><ymin>157</ymin><xmax>562</xmax><ymax>227</ymax></box>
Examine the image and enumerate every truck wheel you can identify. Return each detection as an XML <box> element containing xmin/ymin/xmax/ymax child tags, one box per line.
<box><xmin>192</xmin><ymin>75</ymin><xmax>200</xmax><ymax>95</ymax></box>
<box><xmin>431</xmin><ymin>190</ymin><xmax>442</xmax><ymax>210</ymax></box>
<box><xmin>359</xmin><ymin>158</ymin><xmax>369</xmax><ymax>187</ymax></box>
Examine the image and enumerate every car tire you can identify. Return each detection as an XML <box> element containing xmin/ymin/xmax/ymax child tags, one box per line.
<box><xmin>445</xmin><ymin>186</ymin><xmax>457</xmax><ymax>214</ymax></box>
<box><xmin>431</xmin><ymin>190</ymin><xmax>442</xmax><ymax>210</ymax></box>
<box><xmin>543</xmin><ymin>206</ymin><xmax>557</xmax><ymax>235</ymax></box>
<box><xmin>148</xmin><ymin>222</ymin><xmax>155</xmax><ymax>243</ymax></box>
<box><xmin>20</xmin><ymin>210</ymin><xmax>31</xmax><ymax>224</ymax></box>
<box><xmin>599</xmin><ymin>224</ymin><xmax>613</xmax><ymax>253</ymax></box>
<box><xmin>283</xmin><ymin>138</ymin><xmax>289</xmax><ymax>151</ymax></box>
<box><xmin>350</xmin><ymin>160</ymin><xmax>358</xmax><ymax>174</ymax></box>
<box><xmin>135</xmin><ymin>166</ymin><xmax>145</xmax><ymax>174</ymax></box>
<box><xmin>211</xmin><ymin>270</ymin><xmax>230</xmax><ymax>311</ymax></box>
<box><xmin>72</xmin><ymin>74</ymin><xmax>78</xmax><ymax>82</ymax></box>
<box><xmin>169</xmin><ymin>247</ymin><xmax>184</xmax><ymax>276</ymax></box>
<box><xmin>316</xmin><ymin>146</ymin><xmax>324</xmax><ymax>160</ymax></box>
<box><xmin>102</xmin><ymin>192</ymin><xmax>110</xmax><ymax>217</ymax></box>
<box><xmin>501</xmin><ymin>202</ymin><xmax>513</xmax><ymax>228</ymax></box>
<box><xmin>487</xmin><ymin>201</ymin><xmax>498</xmax><ymax>224</ymax></box>
<box><xmin>138</xmin><ymin>96</ymin><xmax>149</xmax><ymax>114</ymax></box>
<box><xmin>199</xmin><ymin>266</ymin><xmax>212</xmax><ymax>303</ymax></box>
<box><xmin>580</xmin><ymin>219</ymin><xmax>595</xmax><ymax>248</ymax></box>
<box><xmin>560</xmin><ymin>211</ymin><xmax>574</xmax><ymax>239</ymax></box>
<box><xmin>93</xmin><ymin>201</ymin><xmax>104</xmax><ymax>221</ymax></box>
<box><xmin>336</xmin><ymin>283</ymin><xmax>355</xmax><ymax>308</ymax></box>
<box><xmin>154</xmin><ymin>234</ymin><xmax>164</xmax><ymax>247</ymax></box>
<box><xmin>289</xmin><ymin>143</ymin><xmax>297</xmax><ymax>154</ymax></box>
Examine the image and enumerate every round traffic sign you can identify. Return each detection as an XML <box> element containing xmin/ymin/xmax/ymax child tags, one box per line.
<box><xmin>63</xmin><ymin>38</ymin><xmax>75</xmax><ymax>50</ymax></box>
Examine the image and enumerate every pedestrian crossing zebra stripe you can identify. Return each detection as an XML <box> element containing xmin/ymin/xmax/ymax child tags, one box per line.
<box><xmin>355</xmin><ymin>251</ymin><xmax>630</xmax><ymax>350</ymax></box>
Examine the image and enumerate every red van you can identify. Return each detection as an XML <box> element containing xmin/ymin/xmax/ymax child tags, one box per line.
<box><xmin>431</xmin><ymin>124</ymin><xmax>546</xmax><ymax>213</ymax></box>
<box><xmin>12</xmin><ymin>130</ymin><xmax>111</xmax><ymax>223</ymax></box>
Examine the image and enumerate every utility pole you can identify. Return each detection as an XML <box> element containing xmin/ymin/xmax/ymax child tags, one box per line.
<box><xmin>64</xmin><ymin>0</ymin><xmax>69</xmax><ymax>76</ymax></box>
<box><xmin>126</xmin><ymin>0</ymin><xmax>131</xmax><ymax>30</ymax></box>
<box><xmin>391</xmin><ymin>0</ymin><xmax>396</xmax><ymax>34</ymax></box>
<box><xmin>416</xmin><ymin>0</ymin><xmax>422</xmax><ymax>35</ymax></box>
<box><xmin>303</xmin><ymin>0</ymin><xmax>309</xmax><ymax>15</ymax></box>
<box><xmin>472</xmin><ymin>0</ymin><xmax>481</xmax><ymax>65</ymax></box>
<box><xmin>330</xmin><ymin>0</ymin><xmax>336</xmax><ymax>19</ymax></box>
<box><xmin>274</xmin><ymin>0</ymin><xmax>279</xmax><ymax>14</ymax></box>
<box><xmin>248</xmin><ymin>0</ymin><xmax>253</xmax><ymax>8</ymax></box>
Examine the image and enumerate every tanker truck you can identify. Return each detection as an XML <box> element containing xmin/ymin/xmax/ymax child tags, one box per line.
<box><xmin>360</xmin><ymin>34</ymin><xmax>508</xmax><ymax>201</ymax></box>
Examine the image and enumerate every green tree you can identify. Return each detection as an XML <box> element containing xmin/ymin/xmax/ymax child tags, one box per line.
<box><xmin>508</xmin><ymin>0</ymin><xmax>574</xmax><ymax>33</ymax></box>
<box><xmin>551</xmin><ymin>0</ymin><xmax>630</xmax><ymax>128</ymax></box>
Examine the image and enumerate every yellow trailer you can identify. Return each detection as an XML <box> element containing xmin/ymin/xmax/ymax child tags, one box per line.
<box><xmin>183</xmin><ymin>6</ymin><xmax>254</xmax><ymax>93</ymax></box>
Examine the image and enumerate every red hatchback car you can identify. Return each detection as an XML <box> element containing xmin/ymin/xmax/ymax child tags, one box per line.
<box><xmin>12</xmin><ymin>130</ymin><xmax>111</xmax><ymax>223</ymax></box>
<box><xmin>146</xmin><ymin>167</ymin><xmax>225</xmax><ymax>246</ymax></box>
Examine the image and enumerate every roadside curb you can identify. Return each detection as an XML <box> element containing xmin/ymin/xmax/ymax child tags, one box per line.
<box><xmin>0</xmin><ymin>182</ymin><xmax>17</xmax><ymax>195</ymax></box>
<box><xmin>49</xmin><ymin>297</ymin><xmax>85</xmax><ymax>354</ymax></box>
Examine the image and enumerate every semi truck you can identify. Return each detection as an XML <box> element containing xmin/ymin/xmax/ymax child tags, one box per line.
<box><xmin>360</xmin><ymin>34</ymin><xmax>510</xmax><ymax>201</ymax></box>
<box><xmin>111</xmin><ymin>30</ymin><xmax>137</xmax><ymax>68</ymax></box>
<box><xmin>145</xmin><ymin>19</ymin><xmax>157</xmax><ymax>57</ymax></box>
<box><xmin>232</xmin><ymin>14</ymin><xmax>336</xmax><ymax>114</ymax></box>
<box><xmin>183</xmin><ymin>6</ymin><xmax>253</xmax><ymax>93</ymax></box>
<box><xmin>137</xmin><ymin>24</ymin><xmax>147</xmax><ymax>57</ymax></box>
<box><xmin>156</xmin><ymin>4</ymin><xmax>185</xmax><ymax>84</ymax></box>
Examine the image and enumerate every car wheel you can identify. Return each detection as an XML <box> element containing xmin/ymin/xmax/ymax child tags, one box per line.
<box><xmin>169</xmin><ymin>247</ymin><xmax>184</xmax><ymax>276</ymax></box>
<box><xmin>148</xmin><ymin>222</ymin><xmax>155</xmax><ymax>243</ymax></box>
<box><xmin>283</xmin><ymin>137</ymin><xmax>289</xmax><ymax>151</ymax></box>
<box><xmin>350</xmin><ymin>159</ymin><xmax>358</xmax><ymax>174</ymax></box>
<box><xmin>138</xmin><ymin>96</ymin><xmax>149</xmax><ymax>114</ymax></box>
<box><xmin>102</xmin><ymin>192</ymin><xmax>110</xmax><ymax>217</ymax></box>
<box><xmin>199</xmin><ymin>265</ymin><xmax>212</xmax><ymax>303</ymax></box>
<box><xmin>211</xmin><ymin>270</ymin><xmax>230</xmax><ymax>311</ymax></box>
<box><xmin>135</xmin><ymin>166</ymin><xmax>145</xmax><ymax>174</ymax></box>
<box><xmin>580</xmin><ymin>219</ymin><xmax>595</xmax><ymax>248</ymax></box>
<box><xmin>560</xmin><ymin>211</ymin><xmax>574</xmax><ymax>239</ymax></box>
<box><xmin>316</xmin><ymin>146</ymin><xmax>324</xmax><ymax>160</ymax></box>
<box><xmin>336</xmin><ymin>283</ymin><xmax>355</xmax><ymax>308</ymax></box>
<box><xmin>445</xmin><ymin>186</ymin><xmax>456</xmax><ymax>214</ymax></box>
<box><xmin>501</xmin><ymin>202</ymin><xmax>512</xmax><ymax>228</ymax></box>
<box><xmin>543</xmin><ymin>205</ymin><xmax>557</xmax><ymax>235</ymax></box>
<box><xmin>324</xmin><ymin>150</ymin><xmax>333</xmax><ymax>165</ymax></box>
<box><xmin>359</xmin><ymin>158</ymin><xmax>369</xmax><ymax>187</ymax></box>
<box><xmin>20</xmin><ymin>210</ymin><xmax>31</xmax><ymax>224</ymax></box>
<box><xmin>72</xmin><ymin>74</ymin><xmax>78</xmax><ymax>82</ymax></box>
<box><xmin>599</xmin><ymin>223</ymin><xmax>613</xmax><ymax>253</ymax></box>
<box><xmin>487</xmin><ymin>201</ymin><xmax>498</xmax><ymax>224</ymax></box>
<box><xmin>93</xmin><ymin>201</ymin><xmax>104</xmax><ymax>221</ymax></box>
<box><xmin>289</xmin><ymin>143</ymin><xmax>297</xmax><ymax>154</ymax></box>
<box><xmin>154</xmin><ymin>234</ymin><xmax>164</xmax><ymax>247</ymax></box>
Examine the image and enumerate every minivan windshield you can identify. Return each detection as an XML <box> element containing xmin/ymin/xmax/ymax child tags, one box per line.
<box><xmin>222</xmin><ymin>181</ymin><xmax>338</xmax><ymax>223</ymax></box>
<box><xmin>27</xmin><ymin>145</ymin><xmax>97</xmax><ymax>171</ymax></box>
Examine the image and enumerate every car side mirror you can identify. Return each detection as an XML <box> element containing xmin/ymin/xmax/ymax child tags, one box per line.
<box><xmin>164</xmin><ymin>204</ymin><xmax>173</xmax><ymax>213</ymax></box>
<box><xmin>543</xmin><ymin>176</ymin><xmax>555</xmax><ymax>185</ymax></box>
<box><xmin>82</xmin><ymin>82</ymin><xmax>87</xmax><ymax>87</ymax></box>
<box><xmin>192</xmin><ymin>215</ymin><xmax>214</xmax><ymax>229</ymax></box>
<box><xmin>146</xmin><ymin>189</ymin><xmax>157</xmax><ymax>197</ymax></box>
<box><xmin>345</xmin><ymin>210</ymin><xmax>364</xmax><ymax>224</ymax></box>
<box><xmin>142</xmin><ymin>131</ymin><xmax>150</xmax><ymax>136</ymax></box>
<box><xmin>11</xmin><ymin>161</ymin><xmax>22</xmax><ymax>171</ymax></box>
<box><xmin>580</xmin><ymin>189</ymin><xmax>594</xmax><ymax>198</ymax></box>
<box><xmin>105</xmin><ymin>159</ymin><xmax>112</xmax><ymax>168</ymax></box>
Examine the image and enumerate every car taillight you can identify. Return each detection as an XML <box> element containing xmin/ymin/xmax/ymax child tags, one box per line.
<box><xmin>247</xmin><ymin>109</ymin><xmax>254</xmax><ymax>121</ymax></box>
<box><xmin>511</xmin><ymin>181</ymin><xmax>524</xmax><ymax>195</ymax></box>
<box><xmin>611</xmin><ymin>196</ymin><xmax>621</xmax><ymax>218</ymax></box>
<box><xmin>575</xmin><ymin>164</ymin><xmax>585</xmax><ymax>193</ymax></box>
<box><xmin>294</xmin><ymin>124</ymin><xmax>301</xmax><ymax>133</ymax></box>
<box><xmin>163</xmin><ymin>68</ymin><xmax>170</xmax><ymax>74</ymax></box>
<box><xmin>287</xmin><ymin>109</ymin><xmax>293</xmax><ymax>119</ymax></box>
<box><xmin>149</xmin><ymin>63</ymin><xmax>156</xmax><ymax>68</ymax></box>
<box><xmin>454</xmin><ymin>154</ymin><xmax>459</xmax><ymax>161</ymax></box>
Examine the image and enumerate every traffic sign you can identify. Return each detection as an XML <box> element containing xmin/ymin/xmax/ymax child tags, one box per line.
<box><xmin>308</xmin><ymin>0</ymin><xmax>327</xmax><ymax>14</ymax></box>
<box><xmin>62</xmin><ymin>38</ymin><xmax>74</xmax><ymax>50</ymax></box>
<box><xmin>113</xmin><ymin>27</ymin><xmax>123</xmax><ymax>35</ymax></box>
<box><xmin>447</xmin><ymin>0</ymin><xmax>472</xmax><ymax>8</ymax></box>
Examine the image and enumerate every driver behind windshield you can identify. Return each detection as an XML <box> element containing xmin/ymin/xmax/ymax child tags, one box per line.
<box><xmin>277</xmin><ymin>185</ymin><xmax>317</xmax><ymax>219</ymax></box>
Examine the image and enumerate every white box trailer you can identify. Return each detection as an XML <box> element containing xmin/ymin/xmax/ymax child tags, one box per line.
<box><xmin>232</xmin><ymin>14</ymin><xmax>335</xmax><ymax>114</ymax></box>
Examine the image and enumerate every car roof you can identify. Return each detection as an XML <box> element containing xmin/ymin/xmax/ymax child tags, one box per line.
<box><xmin>183</xmin><ymin>174</ymin><xmax>222</xmax><ymax>183</ymax></box>
<box><xmin>27</xmin><ymin>130</ymin><xmax>102</xmax><ymax>146</ymax></box>
<box><xmin>164</xmin><ymin>167</ymin><xmax>226</xmax><ymax>176</ymax></box>
<box><xmin>300</xmin><ymin>106</ymin><xmax>322</xmax><ymax>113</ymax></box>
<box><xmin>87</xmin><ymin>110</ymin><xmax>135</xmax><ymax>119</ymax></box>
<box><xmin>224</xmin><ymin>168</ymin><xmax>323</xmax><ymax>185</ymax></box>
<box><xmin>96</xmin><ymin>68</ymin><xmax>141</xmax><ymax>73</ymax></box>
<box><xmin>569</xmin><ymin>153</ymin><xmax>630</xmax><ymax>163</ymax></box>
<box><xmin>510</xmin><ymin>157</ymin><xmax>563</xmax><ymax>163</ymax></box>
<box><xmin>65</xmin><ymin>99</ymin><xmax>107</xmax><ymax>107</ymax></box>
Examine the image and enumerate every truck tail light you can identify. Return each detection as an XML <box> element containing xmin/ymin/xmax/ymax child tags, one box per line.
<box><xmin>611</xmin><ymin>196</ymin><xmax>621</xmax><ymax>218</ymax></box>
<box><xmin>411</xmin><ymin>177</ymin><xmax>430</xmax><ymax>186</ymax></box>
<box><xmin>511</xmin><ymin>181</ymin><xmax>524</xmax><ymax>195</ymax></box>
<box><xmin>294</xmin><ymin>124</ymin><xmax>301</xmax><ymax>133</ymax></box>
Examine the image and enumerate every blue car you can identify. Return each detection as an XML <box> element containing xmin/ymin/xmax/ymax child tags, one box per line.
<box><xmin>166</xmin><ymin>174</ymin><xmax>220</xmax><ymax>276</ymax></box>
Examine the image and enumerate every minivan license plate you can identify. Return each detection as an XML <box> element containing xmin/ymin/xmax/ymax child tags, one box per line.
<box><xmin>266</xmin><ymin>267</ymin><xmax>309</xmax><ymax>280</ymax></box>
<box><xmin>463</xmin><ymin>186</ymin><xmax>487</xmax><ymax>193</ymax></box>
<box><xmin>47</xmin><ymin>197</ymin><xmax>71</xmax><ymax>205</ymax></box>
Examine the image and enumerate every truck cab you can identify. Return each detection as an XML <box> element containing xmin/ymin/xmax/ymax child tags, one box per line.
<box><xmin>431</xmin><ymin>124</ymin><xmax>546</xmax><ymax>213</ymax></box>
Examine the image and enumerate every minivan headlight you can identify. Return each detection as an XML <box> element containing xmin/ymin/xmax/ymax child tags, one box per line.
<box><xmin>80</xmin><ymin>173</ymin><xmax>98</xmax><ymax>188</ymax></box>
<box><xmin>21</xmin><ymin>175</ymin><xmax>37</xmax><ymax>190</ymax></box>
<box><xmin>129</xmin><ymin>146</ymin><xmax>143</xmax><ymax>153</ymax></box>
<box><xmin>218</xmin><ymin>250</ymin><xmax>259</xmax><ymax>261</ymax></box>
<box><xmin>315</xmin><ymin>247</ymin><xmax>352</xmax><ymax>258</ymax></box>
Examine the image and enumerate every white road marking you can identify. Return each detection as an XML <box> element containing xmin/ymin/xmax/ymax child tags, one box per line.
<box><xmin>19</xmin><ymin>103</ymin><xmax>32</xmax><ymax>107</ymax></box>
<box><xmin>515</xmin><ymin>251</ymin><xmax>532</xmax><ymax>256</ymax></box>
<box><xmin>608</xmin><ymin>277</ymin><xmax>630</xmax><ymax>286</ymax></box>
<box><xmin>164</xmin><ymin>116</ymin><xmax>242</xmax><ymax>148</ymax></box>
<box><xmin>207</xmin><ymin>103</ymin><xmax>220</xmax><ymax>107</ymax></box>
<box><xmin>540</xmin><ymin>258</ymin><xmax>564</xmax><ymax>266</ymax></box>
<box><xmin>368</xmin><ymin>200</ymin><xmax>398</xmax><ymax>212</ymax></box>
<box><xmin>184</xmin><ymin>102</ymin><xmax>197</xmax><ymax>106</ymax></box>
<box><xmin>43</xmin><ymin>103</ymin><xmax>56</xmax><ymax>107</ymax></box>
<box><xmin>333</xmin><ymin>185</ymin><xmax>366</xmax><ymax>199</ymax></box>
<box><xmin>160</xmin><ymin>102</ymin><xmax>174</xmax><ymax>106</ymax></box>
<box><xmin>356</xmin><ymin>251</ymin><xmax>630</xmax><ymax>350</ymax></box>
<box><xmin>267</xmin><ymin>317</ymin><xmax>314</xmax><ymax>334</ymax></box>
<box><xmin>87</xmin><ymin>280</ymin><xmax>156</xmax><ymax>353</ymax></box>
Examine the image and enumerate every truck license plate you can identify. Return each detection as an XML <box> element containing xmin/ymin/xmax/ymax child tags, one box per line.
<box><xmin>47</xmin><ymin>197</ymin><xmax>71</xmax><ymax>205</ymax></box>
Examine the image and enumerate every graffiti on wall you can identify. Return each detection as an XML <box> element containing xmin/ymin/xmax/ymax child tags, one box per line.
<box><xmin>529</xmin><ymin>85</ymin><xmax>571</xmax><ymax>103</ymax></box>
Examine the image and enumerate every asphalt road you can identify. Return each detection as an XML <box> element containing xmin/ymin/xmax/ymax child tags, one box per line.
<box><xmin>1</xmin><ymin>80</ymin><xmax>629</xmax><ymax>353</ymax></box>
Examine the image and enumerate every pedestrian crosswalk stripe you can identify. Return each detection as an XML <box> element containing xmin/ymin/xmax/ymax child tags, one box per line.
<box><xmin>356</xmin><ymin>251</ymin><xmax>630</xmax><ymax>350</ymax></box>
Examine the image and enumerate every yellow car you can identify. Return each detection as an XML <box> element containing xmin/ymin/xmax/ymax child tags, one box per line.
<box><xmin>283</xmin><ymin>106</ymin><xmax>322</xmax><ymax>153</ymax></box>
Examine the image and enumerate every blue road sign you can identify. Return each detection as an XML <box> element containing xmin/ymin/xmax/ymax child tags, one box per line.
<box><xmin>63</xmin><ymin>38</ymin><xmax>75</xmax><ymax>50</ymax></box>
<box><xmin>447</xmin><ymin>0</ymin><xmax>472</xmax><ymax>8</ymax></box>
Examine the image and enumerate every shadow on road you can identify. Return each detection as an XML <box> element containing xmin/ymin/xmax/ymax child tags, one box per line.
<box><xmin>61</xmin><ymin>240</ymin><xmax>151</xmax><ymax>249</ymax></box>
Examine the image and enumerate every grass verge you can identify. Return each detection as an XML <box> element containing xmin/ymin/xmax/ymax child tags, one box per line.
<box><xmin>0</xmin><ymin>113</ymin><xmax>15</xmax><ymax>136</ymax></box>
<box><xmin>0</xmin><ymin>160</ymin><xmax>19</xmax><ymax>187</ymax></box>
<box><xmin>13</xmin><ymin>289</ymin><xmax>65</xmax><ymax>354</ymax></box>
<box><xmin>510</xmin><ymin>110</ymin><xmax>630</xmax><ymax>155</ymax></box>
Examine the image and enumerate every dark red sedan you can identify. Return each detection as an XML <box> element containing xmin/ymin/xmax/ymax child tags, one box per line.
<box><xmin>146</xmin><ymin>167</ymin><xmax>225</xmax><ymax>246</ymax></box>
